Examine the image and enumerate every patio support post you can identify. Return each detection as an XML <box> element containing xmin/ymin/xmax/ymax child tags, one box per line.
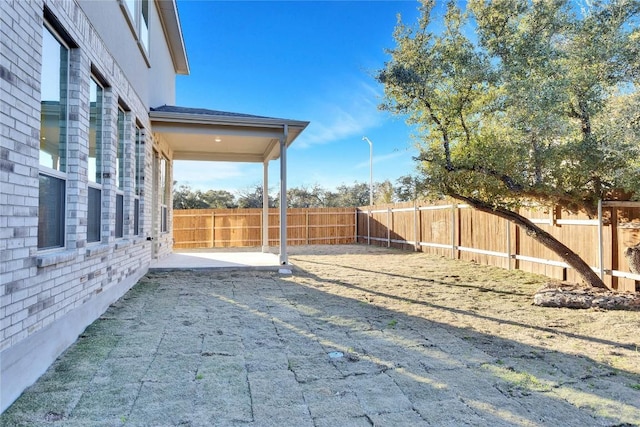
<box><xmin>279</xmin><ymin>124</ymin><xmax>289</xmax><ymax>265</ymax></box>
<box><xmin>262</xmin><ymin>160</ymin><xmax>269</xmax><ymax>252</ymax></box>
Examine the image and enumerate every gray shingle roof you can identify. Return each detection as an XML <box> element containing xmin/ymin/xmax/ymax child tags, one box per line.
<box><xmin>150</xmin><ymin>105</ymin><xmax>278</xmax><ymax>121</ymax></box>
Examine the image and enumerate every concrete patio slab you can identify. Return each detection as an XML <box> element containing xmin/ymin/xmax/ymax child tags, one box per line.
<box><xmin>149</xmin><ymin>249</ymin><xmax>284</xmax><ymax>271</ymax></box>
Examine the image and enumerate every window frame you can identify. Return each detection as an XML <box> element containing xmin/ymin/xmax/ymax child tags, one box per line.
<box><xmin>140</xmin><ymin>0</ymin><xmax>150</xmax><ymax>52</ymax></box>
<box><xmin>87</xmin><ymin>75</ymin><xmax>105</xmax><ymax>244</ymax></box>
<box><xmin>118</xmin><ymin>0</ymin><xmax>150</xmax><ymax>65</ymax></box>
<box><xmin>159</xmin><ymin>155</ymin><xmax>169</xmax><ymax>234</ymax></box>
<box><xmin>133</xmin><ymin>124</ymin><xmax>143</xmax><ymax>236</ymax></box>
<box><xmin>38</xmin><ymin>171</ymin><xmax>67</xmax><ymax>251</ymax></box>
<box><xmin>38</xmin><ymin>22</ymin><xmax>70</xmax><ymax>251</ymax></box>
<box><xmin>115</xmin><ymin>106</ymin><xmax>127</xmax><ymax>239</ymax></box>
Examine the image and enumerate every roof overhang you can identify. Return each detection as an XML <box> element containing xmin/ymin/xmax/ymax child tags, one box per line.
<box><xmin>149</xmin><ymin>106</ymin><xmax>309</xmax><ymax>162</ymax></box>
<box><xmin>155</xmin><ymin>0</ymin><xmax>189</xmax><ymax>75</ymax></box>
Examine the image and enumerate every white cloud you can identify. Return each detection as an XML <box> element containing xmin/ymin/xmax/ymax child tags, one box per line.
<box><xmin>173</xmin><ymin>161</ymin><xmax>257</xmax><ymax>191</ymax></box>
<box><xmin>294</xmin><ymin>80</ymin><xmax>385</xmax><ymax>148</ymax></box>
<box><xmin>354</xmin><ymin>150</ymin><xmax>407</xmax><ymax>169</ymax></box>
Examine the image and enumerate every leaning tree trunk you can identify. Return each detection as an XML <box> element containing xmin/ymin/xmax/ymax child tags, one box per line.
<box><xmin>452</xmin><ymin>194</ymin><xmax>608</xmax><ymax>289</ymax></box>
<box><xmin>625</xmin><ymin>244</ymin><xmax>640</xmax><ymax>274</ymax></box>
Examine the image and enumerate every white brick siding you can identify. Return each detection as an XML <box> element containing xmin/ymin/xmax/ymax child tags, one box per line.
<box><xmin>1</xmin><ymin>0</ymin><xmax>174</xmax><ymax>411</ymax></box>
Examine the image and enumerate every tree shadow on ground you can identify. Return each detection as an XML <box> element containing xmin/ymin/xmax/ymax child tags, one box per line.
<box><xmin>298</xmin><ymin>258</ymin><xmax>638</xmax><ymax>351</ymax></box>
<box><xmin>2</xmin><ymin>268</ymin><xmax>639</xmax><ymax>426</ymax></box>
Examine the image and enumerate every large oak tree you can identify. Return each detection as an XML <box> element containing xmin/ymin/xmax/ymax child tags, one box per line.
<box><xmin>377</xmin><ymin>0</ymin><xmax>640</xmax><ymax>288</ymax></box>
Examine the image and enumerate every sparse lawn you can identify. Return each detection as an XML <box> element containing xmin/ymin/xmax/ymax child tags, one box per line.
<box><xmin>3</xmin><ymin>244</ymin><xmax>639</xmax><ymax>426</ymax></box>
<box><xmin>287</xmin><ymin>244</ymin><xmax>640</xmax><ymax>376</ymax></box>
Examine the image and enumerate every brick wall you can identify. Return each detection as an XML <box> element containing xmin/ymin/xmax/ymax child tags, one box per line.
<box><xmin>1</xmin><ymin>0</ymin><xmax>169</xmax><ymax>406</ymax></box>
<box><xmin>1</xmin><ymin>0</ymin><xmax>44</xmax><ymax>351</ymax></box>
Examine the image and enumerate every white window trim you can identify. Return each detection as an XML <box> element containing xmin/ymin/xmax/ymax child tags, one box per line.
<box><xmin>87</xmin><ymin>76</ymin><xmax>104</xmax><ymax>244</ymax></box>
<box><xmin>133</xmin><ymin>125</ymin><xmax>143</xmax><ymax>236</ymax></box>
<box><xmin>159</xmin><ymin>154</ymin><xmax>169</xmax><ymax>234</ymax></box>
<box><xmin>116</xmin><ymin>106</ymin><xmax>128</xmax><ymax>239</ymax></box>
<box><xmin>118</xmin><ymin>0</ymin><xmax>151</xmax><ymax>67</ymax></box>
<box><xmin>38</xmin><ymin>22</ymin><xmax>70</xmax><ymax>252</ymax></box>
<box><xmin>87</xmin><ymin>184</ymin><xmax>102</xmax><ymax>244</ymax></box>
<box><xmin>115</xmin><ymin>191</ymin><xmax>125</xmax><ymax>239</ymax></box>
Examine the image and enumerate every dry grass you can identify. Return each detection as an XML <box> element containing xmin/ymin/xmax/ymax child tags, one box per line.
<box><xmin>288</xmin><ymin>244</ymin><xmax>640</xmax><ymax>375</ymax></box>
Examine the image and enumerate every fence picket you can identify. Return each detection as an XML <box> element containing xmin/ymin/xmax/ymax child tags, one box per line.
<box><xmin>173</xmin><ymin>201</ymin><xmax>640</xmax><ymax>292</ymax></box>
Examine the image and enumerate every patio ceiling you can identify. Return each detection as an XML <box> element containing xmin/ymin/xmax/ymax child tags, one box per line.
<box><xmin>149</xmin><ymin>105</ymin><xmax>309</xmax><ymax>162</ymax></box>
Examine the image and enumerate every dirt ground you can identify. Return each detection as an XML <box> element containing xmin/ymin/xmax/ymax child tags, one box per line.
<box><xmin>287</xmin><ymin>245</ymin><xmax>640</xmax><ymax>376</ymax></box>
<box><xmin>3</xmin><ymin>244</ymin><xmax>639</xmax><ymax>426</ymax></box>
<box><xmin>288</xmin><ymin>244</ymin><xmax>640</xmax><ymax>425</ymax></box>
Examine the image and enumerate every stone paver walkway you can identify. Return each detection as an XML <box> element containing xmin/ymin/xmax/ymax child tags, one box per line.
<box><xmin>2</xmin><ymin>246</ymin><xmax>639</xmax><ymax>426</ymax></box>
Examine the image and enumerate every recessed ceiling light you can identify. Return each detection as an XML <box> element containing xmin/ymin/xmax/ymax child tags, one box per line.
<box><xmin>214</xmin><ymin>137</ymin><xmax>222</xmax><ymax>143</ymax></box>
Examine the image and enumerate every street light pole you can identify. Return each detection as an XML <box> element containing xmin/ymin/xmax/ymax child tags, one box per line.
<box><xmin>362</xmin><ymin>136</ymin><xmax>373</xmax><ymax>206</ymax></box>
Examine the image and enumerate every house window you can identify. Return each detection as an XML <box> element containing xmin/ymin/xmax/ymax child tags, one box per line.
<box><xmin>115</xmin><ymin>193</ymin><xmax>124</xmax><ymax>238</ymax></box>
<box><xmin>38</xmin><ymin>24</ymin><xmax>69</xmax><ymax>249</ymax></box>
<box><xmin>87</xmin><ymin>77</ymin><xmax>104</xmax><ymax>243</ymax></box>
<box><xmin>117</xmin><ymin>108</ymin><xmax>126</xmax><ymax>190</ymax></box>
<box><xmin>123</xmin><ymin>0</ymin><xmax>135</xmax><ymax>18</ymax></box>
<box><xmin>120</xmin><ymin>0</ymin><xmax>149</xmax><ymax>54</ymax></box>
<box><xmin>134</xmin><ymin>125</ymin><xmax>143</xmax><ymax>235</ymax></box>
<box><xmin>134</xmin><ymin>198</ymin><xmax>140</xmax><ymax>236</ymax></box>
<box><xmin>140</xmin><ymin>0</ymin><xmax>149</xmax><ymax>51</ymax></box>
<box><xmin>116</xmin><ymin>107</ymin><xmax>126</xmax><ymax>238</ymax></box>
<box><xmin>159</xmin><ymin>156</ymin><xmax>168</xmax><ymax>233</ymax></box>
<box><xmin>38</xmin><ymin>175</ymin><xmax>66</xmax><ymax>249</ymax></box>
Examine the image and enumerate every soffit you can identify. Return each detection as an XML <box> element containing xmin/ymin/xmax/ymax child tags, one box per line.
<box><xmin>155</xmin><ymin>0</ymin><xmax>189</xmax><ymax>75</ymax></box>
<box><xmin>149</xmin><ymin>105</ymin><xmax>309</xmax><ymax>162</ymax></box>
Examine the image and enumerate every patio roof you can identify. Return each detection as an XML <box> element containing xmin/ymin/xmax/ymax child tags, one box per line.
<box><xmin>149</xmin><ymin>105</ymin><xmax>309</xmax><ymax>162</ymax></box>
<box><xmin>149</xmin><ymin>105</ymin><xmax>310</xmax><ymax>265</ymax></box>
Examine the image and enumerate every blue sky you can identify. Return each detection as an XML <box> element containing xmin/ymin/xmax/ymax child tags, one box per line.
<box><xmin>173</xmin><ymin>0</ymin><xmax>427</xmax><ymax>194</ymax></box>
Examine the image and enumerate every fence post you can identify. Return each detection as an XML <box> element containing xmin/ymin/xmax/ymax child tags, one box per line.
<box><xmin>598</xmin><ymin>199</ymin><xmax>604</xmax><ymax>279</ymax></box>
<box><xmin>451</xmin><ymin>203</ymin><xmax>457</xmax><ymax>259</ymax></box>
<box><xmin>413</xmin><ymin>204</ymin><xmax>419</xmax><ymax>251</ymax></box>
<box><xmin>211</xmin><ymin>212</ymin><xmax>215</xmax><ymax>248</ymax></box>
<box><xmin>506</xmin><ymin>218</ymin><xmax>511</xmax><ymax>270</ymax></box>
<box><xmin>387</xmin><ymin>207</ymin><xmax>391</xmax><ymax>248</ymax></box>
<box><xmin>306</xmin><ymin>210</ymin><xmax>309</xmax><ymax>245</ymax></box>
<box><xmin>367</xmin><ymin>209</ymin><xmax>371</xmax><ymax>245</ymax></box>
<box><xmin>354</xmin><ymin>209</ymin><xmax>358</xmax><ymax>244</ymax></box>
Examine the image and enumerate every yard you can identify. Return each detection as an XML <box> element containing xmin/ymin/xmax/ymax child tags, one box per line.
<box><xmin>2</xmin><ymin>245</ymin><xmax>639</xmax><ymax>426</ymax></box>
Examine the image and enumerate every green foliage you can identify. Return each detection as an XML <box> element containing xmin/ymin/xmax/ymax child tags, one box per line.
<box><xmin>374</xmin><ymin>180</ymin><xmax>395</xmax><ymax>204</ymax></box>
<box><xmin>395</xmin><ymin>174</ymin><xmax>432</xmax><ymax>202</ymax></box>
<box><xmin>287</xmin><ymin>185</ymin><xmax>329</xmax><ymax>208</ymax></box>
<box><xmin>173</xmin><ymin>184</ymin><xmax>238</xmax><ymax>209</ymax></box>
<box><xmin>378</xmin><ymin>0</ymin><xmax>640</xmax><ymax>214</ymax></box>
<box><xmin>332</xmin><ymin>182</ymin><xmax>373</xmax><ymax>207</ymax></box>
<box><xmin>236</xmin><ymin>185</ymin><xmax>276</xmax><ymax>208</ymax></box>
<box><xmin>174</xmin><ymin>180</ymin><xmax>412</xmax><ymax>209</ymax></box>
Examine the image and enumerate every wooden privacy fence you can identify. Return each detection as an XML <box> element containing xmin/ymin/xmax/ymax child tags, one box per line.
<box><xmin>173</xmin><ymin>208</ymin><xmax>356</xmax><ymax>249</ymax></box>
<box><xmin>173</xmin><ymin>202</ymin><xmax>640</xmax><ymax>292</ymax></box>
<box><xmin>357</xmin><ymin>201</ymin><xmax>640</xmax><ymax>292</ymax></box>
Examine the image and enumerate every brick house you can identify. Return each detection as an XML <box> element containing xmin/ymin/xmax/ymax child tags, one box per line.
<box><xmin>0</xmin><ymin>0</ymin><xmax>307</xmax><ymax>411</ymax></box>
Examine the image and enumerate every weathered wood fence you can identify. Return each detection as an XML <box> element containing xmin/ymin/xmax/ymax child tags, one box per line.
<box><xmin>357</xmin><ymin>201</ymin><xmax>640</xmax><ymax>292</ymax></box>
<box><xmin>172</xmin><ymin>201</ymin><xmax>640</xmax><ymax>292</ymax></box>
<box><xmin>173</xmin><ymin>208</ymin><xmax>356</xmax><ymax>249</ymax></box>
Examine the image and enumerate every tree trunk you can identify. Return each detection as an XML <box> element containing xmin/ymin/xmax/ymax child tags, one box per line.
<box><xmin>625</xmin><ymin>244</ymin><xmax>640</xmax><ymax>274</ymax></box>
<box><xmin>451</xmin><ymin>194</ymin><xmax>608</xmax><ymax>289</ymax></box>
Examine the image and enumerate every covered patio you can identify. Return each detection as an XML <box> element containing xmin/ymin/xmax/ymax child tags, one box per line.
<box><xmin>150</xmin><ymin>105</ymin><xmax>309</xmax><ymax>265</ymax></box>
